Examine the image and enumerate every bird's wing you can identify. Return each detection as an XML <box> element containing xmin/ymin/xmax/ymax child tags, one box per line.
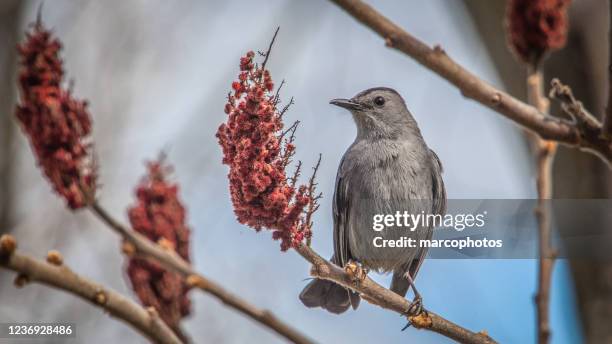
<box><xmin>429</xmin><ymin>148</ymin><xmax>447</xmax><ymax>217</ymax></box>
<box><xmin>408</xmin><ymin>148</ymin><xmax>446</xmax><ymax>278</ymax></box>
<box><xmin>331</xmin><ymin>156</ymin><xmax>361</xmax><ymax>310</ymax></box>
<box><xmin>332</xmin><ymin>158</ymin><xmax>351</xmax><ymax>268</ymax></box>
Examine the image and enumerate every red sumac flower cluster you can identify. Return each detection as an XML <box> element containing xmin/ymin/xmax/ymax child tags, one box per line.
<box><xmin>127</xmin><ymin>158</ymin><xmax>192</xmax><ymax>330</ymax></box>
<box><xmin>15</xmin><ymin>22</ymin><xmax>96</xmax><ymax>209</ymax></box>
<box><xmin>217</xmin><ymin>49</ymin><xmax>317</xmax><ymax>251</ymax></box>
<box><xmin>507</xmin><ymin>0</ymin><xmax>571</xmax><ymax>63</ymax></box>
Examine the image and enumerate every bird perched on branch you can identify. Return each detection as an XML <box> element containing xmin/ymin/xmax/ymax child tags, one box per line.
<box><xmin>299</xmin><ymin>87</ymin><xmax>446</xmax><ymax>314</ymax></box>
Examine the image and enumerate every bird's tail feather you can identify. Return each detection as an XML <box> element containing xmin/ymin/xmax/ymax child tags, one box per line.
<box><xmin>299</xmin><ymin>279</ymin><xmax>360</xmax><ymax>314</ymax></box>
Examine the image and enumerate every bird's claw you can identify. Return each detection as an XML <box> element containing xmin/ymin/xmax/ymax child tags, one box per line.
<box><xmin>344</xmin><ymin>260</ymin><xmax>368</xmax><ymax>284</ymax></box>
<box><xmin>406</xmin><ymin>296</ymin><xmax>423</xmax><ymax>316</ymax></box>
<box><xmin>401</xmin><ymin>296</ymin><xmax>426</xmax><ymax>331</ymax></box>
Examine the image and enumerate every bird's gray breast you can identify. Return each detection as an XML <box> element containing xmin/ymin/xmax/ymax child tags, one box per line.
<box><xmin>341</xmin><ymin>139</ymin><xmax>434</xmax><ymax>272</ymax></box>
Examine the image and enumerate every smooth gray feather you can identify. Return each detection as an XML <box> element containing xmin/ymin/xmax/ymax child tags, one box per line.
<box><xmin>390</xmin><ymin>149</ymin><xmax>446</xmax><ymax>296</ymax></box>
<box><xmin>299</xmin><ymin>87</ymin><xmax>446</xmax><ymax>312</ymax></box>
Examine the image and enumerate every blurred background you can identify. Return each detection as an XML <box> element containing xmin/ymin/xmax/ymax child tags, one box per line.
<box><xmin>0</xmin><ymin>0</ymin><xmax>610</xmax><ymax>343</ymax></box>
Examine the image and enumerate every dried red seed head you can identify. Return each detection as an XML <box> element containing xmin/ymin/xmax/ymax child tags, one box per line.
<box><xmin>126</xmin><ymin>157</ymin><xmax>192</xmax><ymax>329</ymax></box>
<box><xmin>217</xmin><ymin>48</ymin><xmax>319</xmax><ymax>251</ymax></box>
<box><xmin>15</xmin><ymin>21</ymin><xmax>96</xmax><ymax>209</ymax></box>
<box><xmin>506</xmin><ymin>0</ymin><xmax>571</xmax><ymax>64</ymax></box>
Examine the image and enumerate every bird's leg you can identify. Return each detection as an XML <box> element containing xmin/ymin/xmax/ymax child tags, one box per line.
<box><xmin>405</xmin><ymin>271</ymin><xmax>422</xmax><ymax>301</ymax></box>
<box><xmin>400</xmin><ymin>271</ymin><xmax>427</xmax><ymax>331</ymax></box>
<box><xmin>344</xmin><ymin>260</ymin><xmax>368</xmax><ymax>284</ymax></box>
<box><xmin>403</xmin><ymin>271</ymin><xmax>424</xmax><ymax>317</ymax></box>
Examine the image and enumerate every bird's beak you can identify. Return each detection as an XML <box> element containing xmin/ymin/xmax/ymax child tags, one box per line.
<box><xmin>330</xmin><ymin>98</ymin><xmax>362</xmax><ymax>111</ymax></box>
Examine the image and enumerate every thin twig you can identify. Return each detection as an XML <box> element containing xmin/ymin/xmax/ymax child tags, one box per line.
<box><xmin>604</xmin><ymin>0</ymin><xmax>612</xmax><ymax>137</ymax></box>
<box><xmin>302</xmin><ymin>154</ymin><xmax>322</xmax><ymax>246</ymax></box>
<box><xmin>279</xmin><ymin>120</ymin><xmax>299</xmax><ymax>170</ymax></box>
<box><xmin>261</xmin><ymin>27</ymin><xmax>280</xmax><ymax>71</ymax></box>
<box><xmin>328</xmin><ymin>0</ymin><xmax>612</xmax><ymax>165</ymax></box>
<box><xmin>527</xmin><ymin>65</ymin><xmax>557</xmax><ymax>344</ymax></box>
<box><xmin>279</xmin><ymin>97</ymin><xmax>295</xmax><ymax>119</ymax></box>
<box><xmin>304</xmin><ymin>154</ymin><xmax>323</xmax><ymax>224</ymax></box>
<box><xmin>294</xmin><ymin>244</ymin><xmax>496</xmax><ymax>344</ymax></box>
<box><xmin>0</xmin><ymin>235</ymin><xmax>182</xmax><ymax>344</ymax></box>
<box><xmin>88</xmin><ymin>202</ymin><xmax>315</xmax><ymax>344</ymax></box>
<box><xmin>273</xmin><ymin>79</ymin><xmax>286</xmax><ymax>106</ymax></box>
<box><xmin>289</xmin><ymin>160</ymin><xmax>302</xmax><ymax>189</ymax></box>
<box><xmin>279</xmin><ymin>120</ymin><xmax>300</xmax><ymax>142</ymax></box>
<box><xmin>549</xmin><ymin>78</ymin><xmax>601</xmax><ymax>130</ymax></box>
<box><xmin>35</xmin><ymin>2</ymin><xmax>43</xmax><ymax>28</ymax></box>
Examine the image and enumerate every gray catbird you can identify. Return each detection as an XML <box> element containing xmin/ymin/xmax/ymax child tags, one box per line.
<box><xmin>299</xmin><ymin>87</ymin><xmax>446</xmax><ymax>314</ymax></box>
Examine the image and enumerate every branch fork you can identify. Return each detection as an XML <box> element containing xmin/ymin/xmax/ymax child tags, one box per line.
<box><xmin>330</xmin><ymin>0</ymin><xmax>612</xmax><ymax>166</ymax></box>
<box><xmin>549</xmin><ymin>79</ymin><xmax>601</xmax><ymax>130</ymax></box>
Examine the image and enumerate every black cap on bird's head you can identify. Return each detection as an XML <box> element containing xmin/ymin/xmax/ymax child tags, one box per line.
<box><xmin>330</xmin><ymin>87</ymin><xmax>421</xmax><ymax>140</ymax></box>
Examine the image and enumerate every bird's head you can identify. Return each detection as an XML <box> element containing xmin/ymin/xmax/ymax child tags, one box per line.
<box><xmin>330</xmin><ymin>87</ymin><xmax>422</xmax><ymax>140</ymax></box>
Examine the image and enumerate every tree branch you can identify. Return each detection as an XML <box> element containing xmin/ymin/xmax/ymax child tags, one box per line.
<box><xmin>549</xmin><ymin>79</ymin><xmax>601</xmax><ymax>130</ymax></box>
<box><xmin>0</xmin><ymin>235</ymin><xmax>182</xmax><ymax>344</ymax></box>
<box><xmin>329</xmin><ymin>0</ymin><xmax>612</xmax><ymax>166</ymax></box>
<box><xmin>91</xmin><ymin>199</ymin><xmax>494</xmax><ymax>343</ymax></box>
<box><xmin>604</xmin><ymin>0</ymin><xmax>612</xmax><ymax>137</ymax></box>
<box><xmin>294</xmin><ymin>244</ymin><xmax>496</xmax><ymax>344</ymax></box>
<box><xmin>88</xmin><ymin>202</ymin><xmax>315</xmax><ymax>344</ymax></box>
<box><xmin>527</xmin><ymin>66</ymin><xmax>557</xmax><ymax>344</ymax></box>
<box><xmin>534</xmin><ymin>147</ymin><xmax>556</xmax><ymax>344</ymax></box>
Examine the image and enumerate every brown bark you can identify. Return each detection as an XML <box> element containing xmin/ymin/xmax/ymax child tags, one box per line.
<box><xmin>0</xmin><ymin>235</ymin><xmax>182</xmax><ymax>344</ymax></box>
<box><xmin>0</xmin><ymin>0</ymin><xmax>20</xmax><ymax>235</ymax></box>
<box><xmin>89</xmin><ymin>202</ymin><xmax>316</xmax><ymax>344</ymax></box>
<box><xmin>464</xmin><ymin>1</ymin><xmax>612</xmax><ymax>343</ymax></box>
<box><xmin>604</xmin><ymin>1</ymin><xmax>612</xmax><ymax>137</ymax></box>
<box><xmin>527</xmin><ymin>66</ymin><xmax>557</xmax><ymax>344</ymax></box>
<box><xmin>295</xmin><ymin>245</ymin><xmax>496</xmax><ymax>344</ymax></box>
<box><xmin>91</xmin><ymin>200</ymin><xmax>496</xmax><ymax>344</ymax></box>
<box><xmin>329</xmin><ymin>0</ymin><xmax>612</xmax><ymax>165</ymax></box>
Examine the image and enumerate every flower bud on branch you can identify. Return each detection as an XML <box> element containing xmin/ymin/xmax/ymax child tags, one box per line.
<box><xmin>217</xmin><ymin>29</ymin><xmax>320</xmax><ymax>251</ymax></box>
<box><xmin>15</xmin><ymin>20</ymin><xmax>97</xmax><ymax>209</ymax></box>
<box><xmin>126</xmin><ymin>156</ymin><xmax>192</xmax><ymax>333</ymax></box>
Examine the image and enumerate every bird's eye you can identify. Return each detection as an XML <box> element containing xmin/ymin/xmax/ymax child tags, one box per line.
<box><xmin>373</xmin><ymin>96</ymin><xmax>385</xmax><ymax>107</ymax></box>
